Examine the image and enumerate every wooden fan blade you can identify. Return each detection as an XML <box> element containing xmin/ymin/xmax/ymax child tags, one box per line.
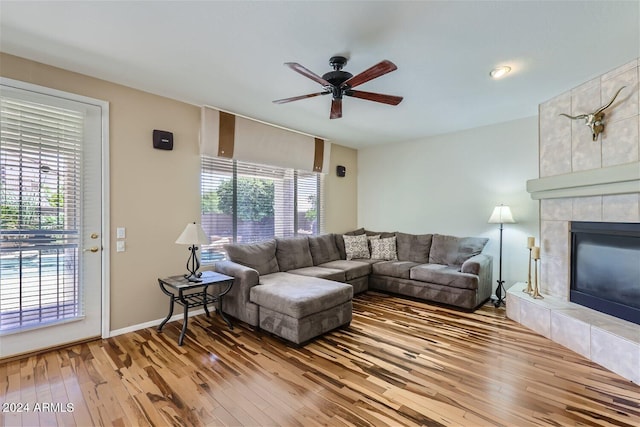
<box><xmin>346</xmin><ymin>90</ymin><xmax>403</xmax><ymax>105</ymax></box>
<box><xmin>341</xmin><ymin>60</ymin><xmax>398</xmax><ymax>89</ymax></box>
<box><xmin>330</xmin><ymin>98</ymin><xmax>342</xmax><ymax>119</ymax></box>
<box><xmin>273</xmin><ymin>92</ymin><xmax>329</xmax><ymax>104</ymax></box>
<box><xmin>285</xmin><ymin>62</ymin><xmax>332</xmax><ymax>87</ymax></box>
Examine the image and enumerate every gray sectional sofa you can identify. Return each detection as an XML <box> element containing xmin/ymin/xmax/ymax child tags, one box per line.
<box><xmin>214</xmin><ymin>229</ymin><xmax>492</xmax><ymax>344</ymax></box>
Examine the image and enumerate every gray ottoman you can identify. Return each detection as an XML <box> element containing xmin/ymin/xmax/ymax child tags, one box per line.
<box><xmin>250</xmin><ymin>272</ymin><xmax>353</xmax><ymax>344</ymax></box>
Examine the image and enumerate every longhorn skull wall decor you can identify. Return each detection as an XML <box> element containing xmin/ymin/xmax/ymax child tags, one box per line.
<box><xmin>559</xmin><ymin>86</ymin><xmax>626</xmax><ymax>141</ymax></box>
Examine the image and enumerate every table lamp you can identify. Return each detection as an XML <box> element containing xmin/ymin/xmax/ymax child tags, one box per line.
<box><xmin>175</xmin><ymin>222</ymin><xmax>210</xmax><ymax>282</ymax></box>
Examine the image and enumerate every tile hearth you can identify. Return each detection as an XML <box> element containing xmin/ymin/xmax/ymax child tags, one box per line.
<box><xmin>507</xmin><ymin>285</ymin><xmax>639</xmax><ymax>384</ymax></box>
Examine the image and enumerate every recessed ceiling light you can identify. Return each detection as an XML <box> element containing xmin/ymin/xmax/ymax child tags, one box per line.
<box><xmin>490</xmin><ymin>66</ymin><xmax>512</xmax><ymax>79</ymax></box>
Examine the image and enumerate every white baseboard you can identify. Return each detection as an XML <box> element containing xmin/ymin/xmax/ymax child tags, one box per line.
<box><xmin>108</xmin><ymin>308</ymin><xmax>208</xmax><ymax>338</ymax></box>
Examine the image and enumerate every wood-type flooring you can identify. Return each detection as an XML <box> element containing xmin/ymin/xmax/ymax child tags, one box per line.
<box><xmin>1</xmin><ymin>292</ymin><xmax>639</xmax><ymax>426</ymax></box>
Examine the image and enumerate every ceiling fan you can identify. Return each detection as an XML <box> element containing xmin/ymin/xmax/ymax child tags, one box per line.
<box><xmin>273</xmin><ymin>56</ymin><xmax>403</xmax><ymax>119</ymax></box>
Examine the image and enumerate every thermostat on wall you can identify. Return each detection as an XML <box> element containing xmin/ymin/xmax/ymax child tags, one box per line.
<box><xmin>153</xmin><ymin>130</ymin><xmax>173</xmax><ymax>150</ymax></box>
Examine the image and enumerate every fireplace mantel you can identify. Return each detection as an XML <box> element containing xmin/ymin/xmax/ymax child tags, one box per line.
<box><xmin>527</xmin><ymin>161</ymin><xmax>640</xmax><ymax>200</ymax></box>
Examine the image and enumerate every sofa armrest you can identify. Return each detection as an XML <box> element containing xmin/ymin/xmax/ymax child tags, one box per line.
<box><xmin>461</xmin><ymin>254</ymin><xmax>488</xmax><ymax>275</ymax></box>
<box><xmin>214</xmin><ymin>260</ymin><xmax>261</xmax><ymax>326</ymax></box>
<box><xmin>461</xmin><ymin>254</ymin><xmax>493</xmax><ymax>305</ymax></box>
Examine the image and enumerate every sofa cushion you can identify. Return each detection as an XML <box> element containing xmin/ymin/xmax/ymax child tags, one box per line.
<box><xmin>343</xmin><ymin>234</ymin><xmax>370</xmax><ymax>260</ymax></box>
<box><xmin>308</xmin><ymin>234</ymin><xmax>341</xmax><ymax>265</ymax></box>
<box><xmin>335</xmin><ymin>228</ymin><xmax>365</xmax><ymax>259</ymax></box>
<box><xmin>365</xmin><ymin>229</ymin><xmax>396</xmax><ymax>239</ymax></box>
<box><xmin>372</xmin><ymin>260</ymin><xmax>420</xmax><ymax>279</ymax></box>
<box><xmin>349</xmin><ymin>258</ymin><xmax>383</xmax><ymax>265</ymax></box>
<box><xmin>288</xmin><ymin>266</ymin><xmax>346</xmax><ymax>282</ymax></box>
<box><xmin>225</xmin><ymin>239</ymin><xmax>279</xmax><ymax>275</ymax></box>
<box><xmin>318</xmin><ymin>260</ymin><xmax>372</xmax><ymax>281</ymax></box>
<box><xmin>429</xmin><ymin>234</ymin><xmax>488</xmax><ymax>267</ymax></box>
<box><xmin>396</xmin><ymin>232</ymin><xmax>433</xmax><ymax>263</ymax></box>
<box><xmin>410</xmin><ymin>264</ymin><xmax>479</xmax><ymax>290</ymax></box>
<box><xmin>276</xmin><ymin>237</ymin><xmax>313</xmax><ymax>271</ymax></box>
<box><xmin>370</xmin><ymin>236</ymin><xmax>398</xmax><ymax>260</ymax></box>
<box><xmin>251</xmin><ymin>272</ymin><xmax>353</xmax><ymax>319</ymax></box>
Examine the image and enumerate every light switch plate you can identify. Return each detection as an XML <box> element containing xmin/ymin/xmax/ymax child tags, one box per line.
<box><xmin>116</xmin><ymin>241</ymin><xmax>125</xmax><ymax>252</ymax></box>
<box><xmin>116</xmin><ymin>227</ymin><xmax>126</xmax><ymax>239</ymax></box>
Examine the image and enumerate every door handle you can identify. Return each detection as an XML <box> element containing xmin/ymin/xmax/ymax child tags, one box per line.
<box><xmin>84</xmin><ymin>247</ymin><xmax>100</xmax><ymax>253</ymax></box>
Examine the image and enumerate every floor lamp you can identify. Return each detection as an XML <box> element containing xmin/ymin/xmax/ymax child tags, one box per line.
<box><xmin>488</xmin><ymin>205</ymin><xmax>516</xmax><ymax>307</ymax></box>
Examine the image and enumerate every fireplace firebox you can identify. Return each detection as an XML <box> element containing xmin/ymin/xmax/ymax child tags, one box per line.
<box><xmin>570</xmin><ymin>221</ymin><xmax>640</xmax><ymax>325</ymax></box>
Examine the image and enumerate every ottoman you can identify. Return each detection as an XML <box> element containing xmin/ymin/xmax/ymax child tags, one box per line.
<box><xmin>249</xmin><ymin>272</ymin><xmax>353</xmax><ymax>344</ymax></box>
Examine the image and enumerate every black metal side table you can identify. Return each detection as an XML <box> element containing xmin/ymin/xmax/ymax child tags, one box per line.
<box><xmin>157</xmin><ymin>271</ymin><xmax>234</xmax><ymax>345</ymax></box>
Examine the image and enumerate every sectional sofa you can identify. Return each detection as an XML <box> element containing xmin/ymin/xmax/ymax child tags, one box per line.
<box><xmin>214</xmin><ymin>229</ymin><xmax>492</xmax><ymax>344</ymax></box>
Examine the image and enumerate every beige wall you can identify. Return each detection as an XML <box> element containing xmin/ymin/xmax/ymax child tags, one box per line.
<box><xmin>324</xmin><ymin>143</ymin><xmax>358</xmax><ymax>233</ymax></box>
<box><xmin>0</xmin><ymin>53</ymin><xmax>358</xmax><ymax>331</ymax></box>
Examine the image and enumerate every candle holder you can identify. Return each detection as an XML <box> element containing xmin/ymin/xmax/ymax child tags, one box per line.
<box><xmin>524</xmin><ymin>247</ymin><xmax>533</xmax><ymax>294</ymax></box>
<box><xmin>531</xmin><ymin>257</ymin><xmax>544</xmax><ymax>299</ymax></box>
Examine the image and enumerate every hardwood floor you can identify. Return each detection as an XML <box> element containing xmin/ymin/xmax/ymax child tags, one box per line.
<box><xmin>1</xmin><ymin>292</ymin><xmax>639</xmax><ymax>427</ymax></box>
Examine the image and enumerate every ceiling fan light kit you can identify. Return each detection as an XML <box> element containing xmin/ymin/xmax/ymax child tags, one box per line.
<box><xmin>273</xmin><ymin>56</ymin><xmax>403</xmax><ymax>119</ymax></box>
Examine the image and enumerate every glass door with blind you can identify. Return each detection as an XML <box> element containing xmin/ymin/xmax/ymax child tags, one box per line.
<box><xmin>0</xmin><ymin>81</ymin><xmax>106</xmax><ymax>358</ymax></box>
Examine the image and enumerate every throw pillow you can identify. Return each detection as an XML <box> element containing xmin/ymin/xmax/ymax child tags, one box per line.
<box><xmin>367</xmin><ymin>234</ymin><xmax>380</xmax><ymax>253</ymax></box>
<box><xmin>371</xmin><ymin>236</ymin><xmax>398</xmax><ymax>260</ymax></box>
<box><xmin>335</xmin><ymin>228</ymin><xmax>366</xmax><ymax>259</ymax></box>
<box><xmin>343</xmin><ymin>233</ymin><xmax>370</xmax><ymax>260</ymax></box>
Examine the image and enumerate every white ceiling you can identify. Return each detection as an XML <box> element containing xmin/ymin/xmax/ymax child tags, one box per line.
<box><xmin>1</xmin><ymin>1</ymin><xmax>638</xmax><ymax>149</ymax></box>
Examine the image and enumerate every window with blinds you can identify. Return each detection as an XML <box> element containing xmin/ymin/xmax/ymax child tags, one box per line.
<box><xmin>200</xmin><ymin>156</ymin><xmax>324</xmax><ymax>262</ymax></box>
<box><xmin>0</xmin><ymin>95</ymin><xmax>83</xmax><ymax>333</ymax></box>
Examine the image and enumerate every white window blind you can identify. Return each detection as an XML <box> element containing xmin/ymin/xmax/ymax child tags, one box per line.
<box><xmin>200</xmin><ymin>156</ymin><xmax>324</xmax><ymax>262</ymax></box>
<box><xmin>0</xmin><ymin>96</ymin><xmax>83</xmax><ymax>333</ymax></box>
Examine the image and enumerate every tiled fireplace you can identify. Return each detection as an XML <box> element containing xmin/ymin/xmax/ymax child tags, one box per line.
<box><xmin>507</xmin><ymin>58</ymin><xmax>640</xmax><ymax>384</ymax></box>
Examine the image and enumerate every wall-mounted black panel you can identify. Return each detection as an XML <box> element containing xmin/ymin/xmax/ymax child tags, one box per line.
<box><xmin>153</xmin><ymin>130</ymin><xmax>173</xmax><ymax>150</ymax></box>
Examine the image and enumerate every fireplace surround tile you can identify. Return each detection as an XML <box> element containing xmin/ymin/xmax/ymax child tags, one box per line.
<box><xmin>602</xmin><ymin>115</ymin><xmax>639</xmax><ymax>168</ymax></box>
<box><xmin>570</xmin><ymin>76</ymin><xmax>600</xmax><ymax>97</ymax></box>
<box><xmin>602</xmin><ymin>193</ymin><xmax>640</xmax><ymax>222</ymax></box>
<box><xmin>515</xmin><ymin>287</ymin><xmax>570</xmax><ymax>339</ymax></box>
<box><xmin>572</xmin><ymin>196</ymin><xmax>603</xmax><ymax>221</ymax></box>
<box><xmin>541</xmin><ymin>220</ymin><xmax>569</xmax><ymax>259</ymax></box>
<box><xmin>550</xmin><ymin>310</ymin><xmax>590</xmax><ymax>359</ymax></box>
<box><xmin>506</xmin><ymin>291</ymin><xmax>520</xmax><ymax>323</ymax></box>
<box><xmin>572</xmin><ymin>123</ymin><xmax>602</xmax><ymax>172</ymax></box>
<box><xmin>571</xmin><ymin>80</ymin><xmax>603</xmax><ymax>171</ymax></box>
<box><xmin>540</xmin><ymin>254</ymin><xmax>568</xmax><ymax>298</ymax></box>
<box><xmin>541</xmin><ymin>198</ymin><xmax>572</xmax><ymax>221</ymax></box>
<box><xmin>600</xmin><ymin>58</ymin><xmax>638</xmax><ymax>82</ymax></box>
<box><xmin>591</xmin><ymin>327</ymin><xmax>640</xmax><ymax>384</ymax></box>
<box><xmin>519</xmin><ymin>298</ymin><xmax>551</xmax><ymax>338</ymax></box>
<box><xmin>601</xmin><ymin>66</ymin><xmax>639</xmax><ymax>125</ymax></box>
<box><xmin>540</xmin><ymin>92</ymin><xmax>572</xmax><ymax>178</ymax></box>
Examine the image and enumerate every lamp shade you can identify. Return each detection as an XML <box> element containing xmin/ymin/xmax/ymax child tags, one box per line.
<box><xmin>488</xmin><ymin>205</ymin><xmax>516</xmax><ymax>224</ymax></box>
<box><xmin>175</xmin><ymin>222</ymin><xmax>210</xmax><ymax>245</ymax></box>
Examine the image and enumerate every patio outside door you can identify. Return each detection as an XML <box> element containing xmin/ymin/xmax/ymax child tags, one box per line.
<box><xmin>0</xmin><ymin>82</ymin><xmax>106</xmax><ymax>358</ymax></box>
